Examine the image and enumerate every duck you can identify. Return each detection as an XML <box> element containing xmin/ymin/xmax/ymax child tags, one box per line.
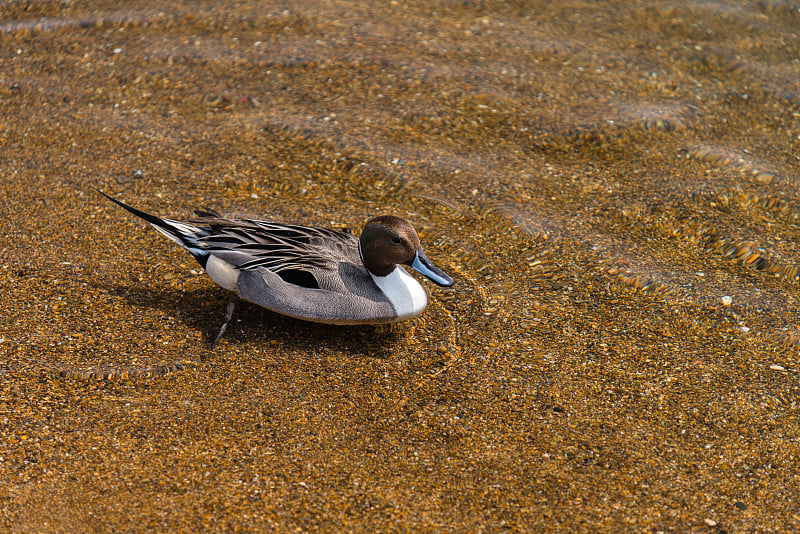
<box><xmin>97</xmin><ymin>191</ymin><xmax>454</xmax><ymax>346</ymax></box>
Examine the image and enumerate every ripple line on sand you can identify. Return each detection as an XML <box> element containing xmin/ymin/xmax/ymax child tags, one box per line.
<box><xmin>0</xmin><ymin>10</ymin><xmax>179</xmax><ymax>35</ymax></box>
<box><xmin>687</xmin><ymin>145</ymin><xmax>780</xmax><ymax>185</ymax></box>
<box><xmin>57</xmin><ymin>360</ymin><xmax>196</xmax><ymax>380</ymax></box>
<box><xmin>699</xmin><ymin>229</ymin><xmax>800</xmax><ymax>281</ymax></box>
<box><xmin>535</xmin><ymin>101</ymin><xmax>695</xmax><ymax>153</ymax></box>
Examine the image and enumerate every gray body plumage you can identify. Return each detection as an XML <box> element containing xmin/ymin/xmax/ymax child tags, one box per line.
<box><xmin>237</xmin><ymin>266</ymin><xmax>397</xmax><ymax>324</ymax></box>
<box><xmin>97</xmin><ymin>192</ymin><xmax>447</xmax><ymax>331</ymax></box>
<box><xmin>186</xmin><ymin>210</ymin><xmax>406</xmax><ymax>324</ymax></box>
<box><xmin>182</xmin><ymin>212</ymin><xmax>400</xmax><ymax>323</ymax></box>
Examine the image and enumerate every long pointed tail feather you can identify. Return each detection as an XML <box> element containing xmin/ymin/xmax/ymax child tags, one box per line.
<box><xmin>97</xmin><ymin>189</ymin><xmax>209</xmax><ymax>265</ymax></box>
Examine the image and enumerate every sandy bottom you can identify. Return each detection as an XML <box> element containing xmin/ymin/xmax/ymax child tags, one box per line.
<box><xmin>1</xmin><ymin>0</ymin><xmax>799</xmax><ymax>531</ymax></box>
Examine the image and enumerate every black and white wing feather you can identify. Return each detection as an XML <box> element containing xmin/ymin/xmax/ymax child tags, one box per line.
<box><xmin>189</xmin><ymin>212</ymin><xmax>357</xmax><ymax>274</ymax></box>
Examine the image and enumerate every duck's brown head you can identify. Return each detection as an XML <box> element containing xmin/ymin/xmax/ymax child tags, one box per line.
<box><xmin>359</xmin><ymin>215</ymin><xmax>454</xmax><ymax>286</ymax></box>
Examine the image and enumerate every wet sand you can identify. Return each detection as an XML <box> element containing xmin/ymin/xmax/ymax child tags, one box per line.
<box><xmin>2</xmin><ymin>0</ymin><xmax>800</xmax><ymax>531</ymax></box>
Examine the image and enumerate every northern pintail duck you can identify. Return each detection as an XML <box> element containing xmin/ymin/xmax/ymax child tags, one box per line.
<box><xmin>98</xmin><ymin>192</ymin><xmax>454</xmax><ymax>346</ymax></box>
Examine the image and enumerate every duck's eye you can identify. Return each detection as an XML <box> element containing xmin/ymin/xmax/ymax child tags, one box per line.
<box><xmin>391</xmin><ymin>237</ymin><xmax>402</xmax><ymax>244</ymax></box>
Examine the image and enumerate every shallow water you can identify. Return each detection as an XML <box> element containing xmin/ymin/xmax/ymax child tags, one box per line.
<box><xmin>1</xmin><ymin>0</ymin><xmax>799</xmax><ymax>531</ymax></box>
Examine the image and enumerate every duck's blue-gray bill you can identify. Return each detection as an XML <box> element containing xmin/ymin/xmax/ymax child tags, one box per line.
<box><xmin>410</xmin><ymin>250</ymin><xmax>454</xmax><ymax>287</ymax></box>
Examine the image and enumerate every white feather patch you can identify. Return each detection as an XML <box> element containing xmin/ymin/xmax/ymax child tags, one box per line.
<box><xmin>370</xmin><ymin>266</ymin><xmax>427</xmax><ymax>320</ymax></box>
<box><xmin>206</xmin><ymin>255</ymin><xmax>240</xmax><ymax>292</ymax></box>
